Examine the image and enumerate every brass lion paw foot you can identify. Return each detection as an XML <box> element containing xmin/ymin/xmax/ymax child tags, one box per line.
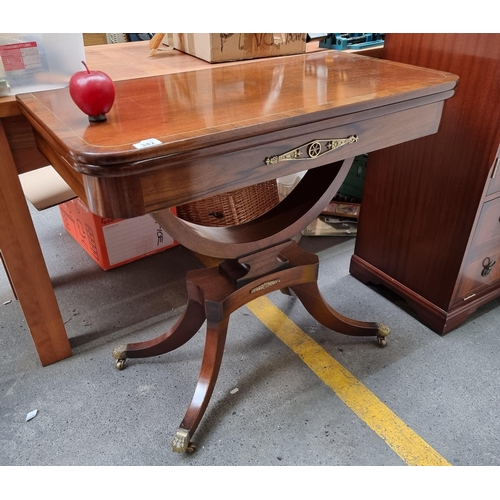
<box><xmin>172</xmin><ymin>428</ymin><xmax>196</xmax><ymax>454</ymax></box>
<box><xmin>112</xmin><ymin>344</ymin><xmax>127</xmax><ymax>370</ymax></box>
<box><xmin>376</xmin><ymin>324</ymin><xmax>390</xmax><ymax>347</ymax></box>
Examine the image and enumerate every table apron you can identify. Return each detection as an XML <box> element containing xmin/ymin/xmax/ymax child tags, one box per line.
<box><xmin>82</xmin><ymin>100</ymin><xmax>444</xmax><ymax>219</ymax></box>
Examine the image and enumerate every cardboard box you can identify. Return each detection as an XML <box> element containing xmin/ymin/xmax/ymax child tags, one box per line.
<box><xmin>59</xmin><ymin>198</ymin><xmax>178</xmax><ymax>270</ymax></box>
<box><xmin>173</xmin><ymin>33</ymin><xmax>306</xmax><ymax>63</ymax></box>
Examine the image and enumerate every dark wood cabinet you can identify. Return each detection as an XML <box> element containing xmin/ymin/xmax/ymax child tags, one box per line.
<box><xmin>350</xmin><ymin>33</ymin><xmax>500</xmax><ymax>334</ymax></box>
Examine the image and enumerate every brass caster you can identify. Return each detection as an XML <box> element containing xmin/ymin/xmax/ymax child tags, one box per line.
<box><xmin>112</xmin><ymin>344</ymin><xmax>127</xmax><ymax>370</ymax></box>
<box><xmin>115</xmin><ymin>358</ymin><xmax>127</xmax><ymax>370</ymax></box>
<box><xmin>172</xmin><ymin>428</ymin><xmax>195</xmax><ymax>454</ymax></box>
<box><xmin>376</xmin><ymin>323</ymin><xmax>390</xmax><ymax>347</ymax></box>
<box><xmin>377</xmin><ymin>336</ymin><xmax>387</xmax><ymax>348</ymax></box>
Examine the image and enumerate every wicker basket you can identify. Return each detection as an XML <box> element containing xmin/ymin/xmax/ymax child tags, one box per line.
<box><xmin>176</xmin><ymin>180</ymin><xmax>280</xmax><ymax>227</ymax></box>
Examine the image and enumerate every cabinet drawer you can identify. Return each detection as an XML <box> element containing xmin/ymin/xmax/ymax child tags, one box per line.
<box><xmin>471</xmin><ymin>196</ymin><xmax>500</xmax><ymax>246</ymax></box>
<box><xmin>456</xmin><ymin>242</ymin><xmax>500</xmax><ymax>300</ymax></box>
<box><xmin>455</xmin><ymin>197</ymin><xmax>500</xmax><ymax>301</ymax></box>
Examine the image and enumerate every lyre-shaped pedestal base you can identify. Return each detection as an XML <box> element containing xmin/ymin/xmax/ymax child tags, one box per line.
<box><xmin>112</xmin><ymin>159</ymin><xmax>391</xmax><ymax>453</ymax></box>
<box><xmin>112</xmin><ymin>240</ymin><xmax>389</xmax><ymax>453</ymax></box>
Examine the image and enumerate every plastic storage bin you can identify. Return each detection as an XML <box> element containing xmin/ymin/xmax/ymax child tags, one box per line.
<box><xmin>0</xmin><ymin>33</ymin><xmax>85</xmax><ymax>96</ymax></box>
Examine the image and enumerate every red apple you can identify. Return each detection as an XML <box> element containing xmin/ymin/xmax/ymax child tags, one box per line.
<box><xmin>69</xmin><ymin>61</ymin><xmax>115</xmax><ymax>122</ymax></box>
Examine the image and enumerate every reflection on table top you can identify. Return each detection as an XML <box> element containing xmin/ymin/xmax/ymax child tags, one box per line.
<box><xmin>17</xmin><ymin>50</ymin><xmax>457</xmax><ymax>169</ymax></box>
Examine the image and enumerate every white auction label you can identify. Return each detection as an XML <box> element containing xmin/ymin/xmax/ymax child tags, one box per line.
<box><xmin>133</xmin><ymin>138</ymin><xmax>161</xmax><ymax>149</ymax></box>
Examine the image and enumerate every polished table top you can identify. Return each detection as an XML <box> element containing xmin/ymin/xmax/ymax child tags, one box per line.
<box><xmin>17</xmin><ymin>50</ymin><xmax>457</xmax><ymax>219</ymax></box>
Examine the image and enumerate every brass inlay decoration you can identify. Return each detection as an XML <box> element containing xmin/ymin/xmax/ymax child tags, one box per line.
<box><xmin>251</xmin><ymin>278</ymin><xmax>281</xmax><ymax>293</ymax></box>
<box><xmin>264</xmin><ymin>135</ymin><xmax>358</xmax><ymax>165</ymax></box>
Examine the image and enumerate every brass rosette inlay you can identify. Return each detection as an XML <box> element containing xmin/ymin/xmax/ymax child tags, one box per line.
<box><xmin>264</xmin><ymin>135</ymin><xmax>358</xmax><ymax>165</ymax></box>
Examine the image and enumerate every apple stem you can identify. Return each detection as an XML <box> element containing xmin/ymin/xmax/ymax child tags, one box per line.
<box><xmin>81</xmin><ymin>61</ymin><xmax>90</xmax><ymax>74</ymax></box>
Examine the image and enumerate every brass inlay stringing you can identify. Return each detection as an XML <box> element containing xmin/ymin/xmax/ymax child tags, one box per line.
<box><xmin>264</xmin><ymin>135</ymin><xmax>358</xmax><ymax>165</ymax></box>
<box><xmin>251</xmin><ymin>279</ymin><xmax>281</xmax><ymax>293</ymax></box>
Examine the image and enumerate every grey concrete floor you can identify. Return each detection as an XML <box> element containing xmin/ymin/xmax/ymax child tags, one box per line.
<box><xmin>1</xmin><ymin>204</ymin><xmax>500</xmax><ymax>472</ymax></box>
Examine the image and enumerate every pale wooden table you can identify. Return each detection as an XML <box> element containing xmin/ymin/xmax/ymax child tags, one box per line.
<box><xmin>1</xmin><ymin>40</ymin><xmax>285</xmax><ymax>366</ymax></box>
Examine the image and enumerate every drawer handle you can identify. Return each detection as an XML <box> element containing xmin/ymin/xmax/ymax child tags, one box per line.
<box><xmin>264</xmin><ymin>135</ymin><xmax>358</xmax><ymax>165</ymax></box>
<box><xmin>481</xmin><ymin>257</ymin><xmax>496</xmax><ymax>277</ymax></box>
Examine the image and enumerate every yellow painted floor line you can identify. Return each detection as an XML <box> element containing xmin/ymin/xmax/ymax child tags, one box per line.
<box><xmin>246</xmin><ymin>296</ymin><xmax>452</xmax><ymax>466</ymax></box>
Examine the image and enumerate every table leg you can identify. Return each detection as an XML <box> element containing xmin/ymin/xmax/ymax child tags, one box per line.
<box><xmin>0</xmin><ymin>121</ymin><xmax>71</xmax><ymax>366</ymax></box>
<box><xmin>280</xmin><ymin>243</ymin><xmax>389</xmax><ymax>346</ymax></box>
<box><xmin>290</xmin><ymin>282</ymin><xmax>389</xmax><ymax>346</ymax></box>
<box><xmin>113</xmin><ymin>240</ymin><xmax>389</xmax><ymax>452</ymax></box>
<box><xmin>112</xmin><ymin>280</ymin><xmax>207</xmax><ymax>369</ymax></box>
<box><xmin>172</xmin><ymin>317</ymin><xmax>230</xmax><ymax>454</ymax></box>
